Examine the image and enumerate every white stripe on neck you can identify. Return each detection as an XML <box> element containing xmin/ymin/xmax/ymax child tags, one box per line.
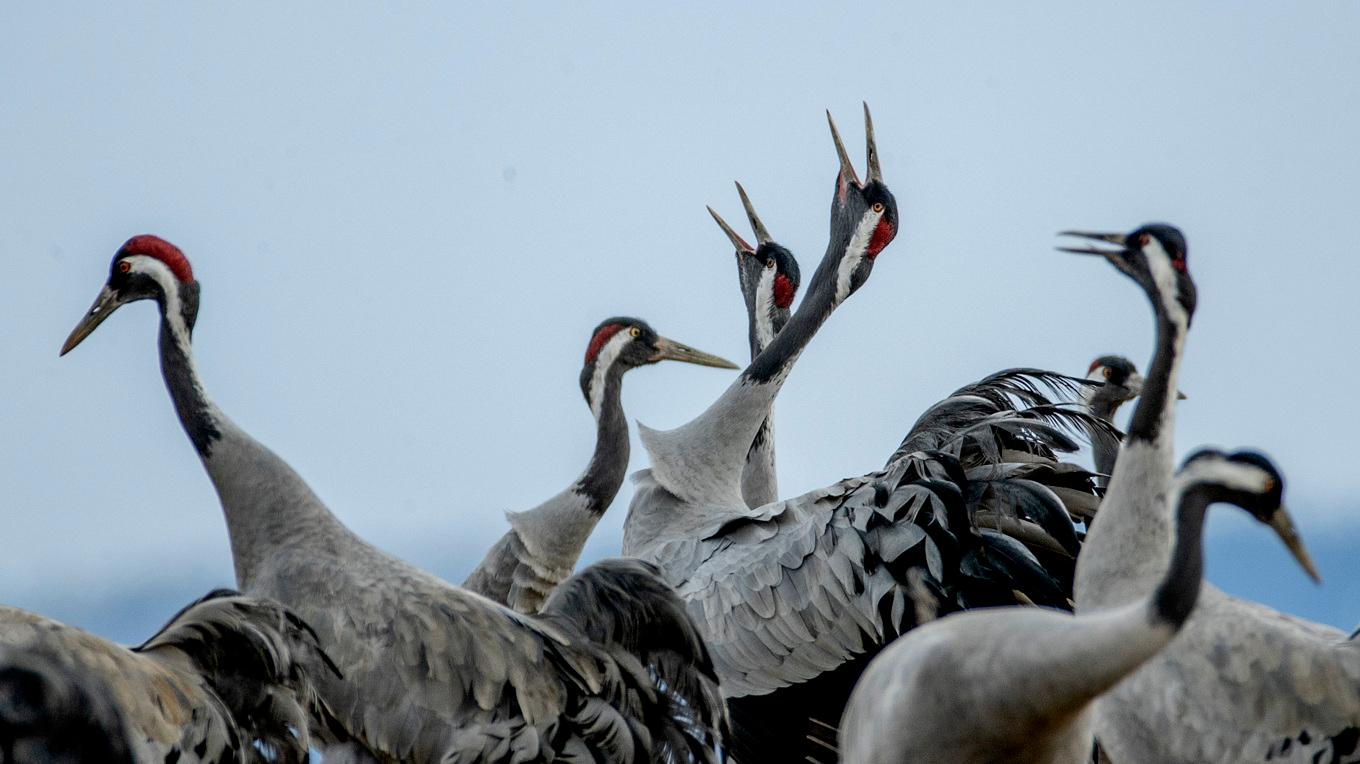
<box><xmin>588</xmin><ymin>331</ymin><xmax>633</xmax><ymax>419</ymax></box>
<box><xmin>835</xmin><ymin>211</ymin><xmax>882</xmax><ymax>305</ymax></box>
<box><xmin>126</xmin><ymin>256</ymin><xmax>191</xmax><ymax>349</ymax></box>
<box><xmin>1174</xmin><ymin>458</ymin><xmax>1269</xmax><ymax>499</ymax></box>
<box><xmin>1143</xmin><ymin>238</ymin><xmax>1188</xmax><ymax>329</ymax></box>
<box><xmin>754</xmin><ymin>267</ymin><xmax>776</xmax><ymax>350</ymax></box>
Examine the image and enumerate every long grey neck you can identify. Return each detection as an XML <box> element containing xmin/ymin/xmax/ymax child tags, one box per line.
<box><xmin>1085</xmin><ymin>397</ymin><xmax>1124</xmax><ymax>491</ymax></box>
<box><xmin>573</xmin><ymin>366</ymin><xmax>631</xmax><ymax>513</ymax></box>
<box><xmin>155</xmin><ymin>286</ymin><xmax>350</xmax><ymax>591</ymax></box>
<box><xmin>1074</xmin><ymin>305</ymin><xmax>1188</xmax><ymax>612</ymax></box>
<box><xmin>740</xmin><ymin>296</ymin><xmax>787</xmax><ymax>509</ymax></box>
<box><xmin>639</xmin><ymin>253</ymin><xmax>845</xmax><ymax>507</ymax></box>
<box><xmin>1149</xmin><ymin>486</ymin><xmax>1211</xmax><ymax>627</ymax></box>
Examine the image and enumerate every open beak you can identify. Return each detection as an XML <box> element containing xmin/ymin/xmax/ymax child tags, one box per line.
<box><xmin>1056</xmin><ymin>231</ymin><xmax>1129</xmax><ymax>262</ymax></box>
<box><xmin>60</xmin><ymin>285</ymin><xmax>124</xmax><ymax>356</ymax></box>
<box><xmin>1267</xmin><ymin>507</ymin><xmax>1322</xmax><ymax>583</ymax></box>
<box><xmin>652</xmin><ymin>337</ymin><xmax>739</xmax><ymax>370</ymax></box>
<box><xmin>707</xmin><ymin>206</ymin><xmax>756</xmax><ymax>256</ymax></box>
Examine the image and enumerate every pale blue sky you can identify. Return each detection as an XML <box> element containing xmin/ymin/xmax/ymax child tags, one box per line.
<box><xmin>2</xmin><ymin>3</ymin><xmax>1357</xmax><ymax>642</ymax></box>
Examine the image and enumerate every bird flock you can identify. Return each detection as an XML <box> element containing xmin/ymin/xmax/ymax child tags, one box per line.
<box><xmin>4</xmin><ymin>104</ymin><xmax>1356</xmax><ymax>763</ymax></box>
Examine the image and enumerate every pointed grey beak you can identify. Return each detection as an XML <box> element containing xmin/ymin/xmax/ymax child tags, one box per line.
<box><xmin>707</xmin><ymin>206</ymin><xmax>756</xmax><ymax>255</ymax></box>
<box><xmin>863</xmin><ymin>102</ymin><xmax>882</xmax><ymax>184</ymax></box>
<box><xmin>652</xmin><ymin>337</ymin><xmax>739</xmax><ymax>370</ymax></box>
<box><xmin>827</xmin><ymin>109</ymin><xmax>860</xmax><ymax>187</ymax></box>
<box><xmin>1177</xmin><ymin>390</ymin><xmax>1188</xmax><ymax>400</ymax></box>
<box><xmin>60</xmin><ymin>285</ymin><xmax>124</xmax><ymax>356</ymax></box>
<box><xmin>1056</xmin><ymin>231</ymin><xmax>1129</xmax><ymax>261</ymax></box>
<box><xmin>1267</xmin><ymin>507</ymin><xmax>1322</xmax><ymax>583</ymax></box>
<box><xmin>735</xmin><ymin>181</ymin><xmax>772</xmax><ymax>245</ymax></box>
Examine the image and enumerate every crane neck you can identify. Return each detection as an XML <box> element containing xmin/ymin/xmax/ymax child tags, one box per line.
<box><xmin>1148</xmin><ymin>484</ymin><xmax>1211</xmax><ymax>627</ymax></box>
<box><xmin>154</xmin><ymin>284</ymin><xmax>352</xmax><ymax>589</ymax></box>
<box><xmin>576</xmin><ymin>364</ymin><xmax>631</xmax><ymax>513</ymax></box>
<box><xmin>1125</xmin><ymin>309</ymin><xmax>1187</xmax><ymax>446</ymax></box>
<box><xmin>1084</xmin><ymin>397</ymin><xmax>1125</xmax><ymax>490</ymax></box>
<box><xmin>638</xmin><ymin>233</ymin><xmax>856</xmax><ymax>509</ymax></box>
<box><xmin>1074</xmin><ymin>301</ymin><xmax>1188</xmax><ymax>612</ymax></box>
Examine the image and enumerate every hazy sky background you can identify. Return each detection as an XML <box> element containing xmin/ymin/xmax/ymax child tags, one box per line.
<box><xmin>2</xmin><ymin>3</ymin><xmax>1358</xmax><ymax>643</ymax></box>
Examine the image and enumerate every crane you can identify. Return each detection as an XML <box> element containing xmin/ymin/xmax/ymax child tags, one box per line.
<box><xmin>1080</xmin><ymin>355</ymin><xmax>1142</xmax><ymax>490</ymax></box>
<box><xmin>0</xmin><ymin>589</ymin><xmax>332</xmax><ymax>764</ymax></box>
<box><xmin>623</xmin><ymin>108</ymin><xmax>1107</xmax><ymax>761</ymax></box>
<box><xmin>59</xmin><ymin>235</ymin><xmax>728</xmax><ymax>762</ymax></box>
<box><xmin>707</xmin><ymin>182</ymin><xmax>801</xmax><ymax>509</ymax></box>
<box><xmin>463</xmin><ymin>317</ymin><xmax>735</xmax><ymax>614</ymax></box>
<box><xmin>839</xmin><ymin>449</ymin><xmax>1318</xmax><ymax>764</ymax></box>
<box><xmin>1062</xmin><ymin>225</ymin><xmax>1355</xmax><ymax>762</ymax></box>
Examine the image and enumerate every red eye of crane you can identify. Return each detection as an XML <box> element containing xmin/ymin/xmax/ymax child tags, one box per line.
<box><xmin>1138</xmin><ymin>233</ymin><xmax>1151</xmax><ymax>248</ymax></box>
<box><xmin>117</xmin><ymin>261</ymin><xmax>131</xmax><ymax>274</ymax></box>
<box><xmin>872</xmin><ymin>202</ymin><xmax>884</xmax><ymax>214</ymax></box>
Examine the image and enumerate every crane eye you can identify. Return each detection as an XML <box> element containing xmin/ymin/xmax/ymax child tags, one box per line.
<box><xmin>871</xmin><ymin>202</ymin><xmax>884</xmax><ymax>214</ymax></box>
<box><xmin>1138</xmin><ymin>233</ymin><xmax>1151</xmax><ymax>248</ymax></box>
<box><xmin>1102</xmin><ymin>367</ymin><xmax>1112</xmax><ymax>379</ymax></box>
<box><xmin>765</xmin><ymin>258</ymin><xmax>776</xmax><ymax>269</ymax></box>
<box><xmin>117</xmin><ymin>260</ymin><xmax>131</xmax><ymax>274</ymax></box>
<box><xmin>1263</xmin><ymin>478</ymin><xmax>1276</xmax><ymax>493</ymax></box>
<box><xmin>629</xmin><ymin>327</ymin><xmax>641</xmax><ymax>338</ymax></box>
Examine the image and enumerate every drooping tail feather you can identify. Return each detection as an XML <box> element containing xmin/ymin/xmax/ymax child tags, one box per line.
<box><xmin>542</xmin><ymin>558</ymin><xmax>729</xmax><ymax>762</ymax></box>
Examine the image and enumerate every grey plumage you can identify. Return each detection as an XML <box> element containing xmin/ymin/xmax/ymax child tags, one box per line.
<box><xmin>0</xmin><ymin>589</ymin><xmax>331</xmax><ymax>764</ymax></box>
<box><xmin>840</xmin><ymin>450</ymin><xmax>1317</xmax><ymax>764</ymax></box>
<box><xmin>61</xmin><ymin>237</ymin><xmax>730</xmax><ymax>762</ymax></box>
<box><xmin>1078</xmin><ymin>355</ymin><xmax>1142</xmax><ymax>490</ymax></box>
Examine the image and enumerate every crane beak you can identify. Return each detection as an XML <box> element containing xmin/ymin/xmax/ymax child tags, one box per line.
<box><xmin>863</xmin><ymin>102</ymin><xmax>883</xmax><ymax>184</ymax></box>
<box><xmin>735</xmin><ymin>181</ymin><xmax>773</xmax><ymax>245</ymax></box>
<box><xmin>60</xmin><ymin>285</ymin><xmax>124</xmax><ymax>356</ymax></box>
<box><xmin>1056</xmin><ymin>231</ymin><xmax>1128</xmax><ymax>262</ymax></box>
<box><xmin>827</xmin><ymin>109</ymin><xmax>860</xmax><ymax>189</ymax></box>
<box><xmin>1177</xmin><ymin>390</ymin><xmax>1189</xmax><ymax>400</ymax></box>
<box><xmin>651</xmin><ymin>337</ymin><xmax>739</xmax><ymax>370</ymax></box>
<box><xmin>707</xmin><ymin>205</ymin><xmax>756</xmax><ymax>255</ymax></box>
<box><xmin>1266</xmin><ymin>507</ymin><xmax>1322</xmax><ymax>584</ymax></box>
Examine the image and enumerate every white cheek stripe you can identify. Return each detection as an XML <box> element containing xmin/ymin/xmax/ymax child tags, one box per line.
<box><xmin>1143</xmin><ymin>238</ymin><xmax>1187</xmax><ymax>327</ymax></box>
<box><xmin>125</xmin><ymin>256</ymin><xmax>189</xmax><ymax>342</ymax></box>
<box><xmin>835</xmin><ymin>212</ymin><xmax>882</xmax><ymax>304</ymax></box>
<box><xmin>754</xmin><ymin>268</ymin><xmax>776</xmax><ymax>350</ymax></box>
<box><xmin>588</xmin><ymin>331</ymin><xmax>634</xmax><ymax>419</ymax></box>
<box><xmin>1174</xmin><ymin>459</ymin><xmax>1269</xmax><ymax>498</ymax></box>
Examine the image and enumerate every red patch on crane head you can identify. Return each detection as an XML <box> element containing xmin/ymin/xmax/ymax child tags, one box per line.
<box><xmin>118</xmin><ymin>235</ymin><xmax>194</xmax><ymax>283</ymax></box>
<box><xmin>866</xmin><ymin>218</ymin><xmax>895</xmax><ymax>260</ymax></box>
<box><xmin>774</xmin><ymin>274</ymin><xmax>795</xmax><ymax>309</ymax></box>
<box><xmin>1087</xmin><ymin>358</ymin><xmax>1103</xmax><ymax>375</ymax></box>
<box><xmin>585</xmin><ymin>323</ymin><xmax>626</xmax><ymax>364</ymax></box>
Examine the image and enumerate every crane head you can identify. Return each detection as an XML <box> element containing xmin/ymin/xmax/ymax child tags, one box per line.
<box><xmin>1058</xmin><ymin>224</ymin><xmax>1197</xmax><ymax>326</ymax></box>
<box><xmin>1084</xmin><ymin>355</ymin><xmax>1144</xmax><ymax>413</ymax></box>
<box><xmin>823</xmin><ymin>103</ymin><xmax>899</xmax><ymax>302</ymax></box>
<box><xmin>708</xmin><ymin>183</ymin><xmax>802</xmax><ymax>321</ymax></box>
<box><xmin>60</xmin><ymin>235</ymin><xmax>197</xmax><ymax>356</ymax></box>
<box><xmin>579</xmin><ymin>317</ymin><xmax>736</xmax><ymax>417</ymax></box>
<box><xmin>1178</xmin><ymin>449</ymin><xmax>1321</xmax><ymax>583</ymax></box>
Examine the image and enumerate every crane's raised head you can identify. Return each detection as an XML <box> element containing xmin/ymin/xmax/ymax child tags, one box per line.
<box><xmin>579</xmin><ymin>317</ymin><xmax>736</xmax><ymax>418</ymax></box>
<box><xmin>60</xmin><ymin>235</ymin><xmax>199</xmax><ymax>356</ymax></box>
<box><xmin>1059</xmin><ymin>223</ymin><xmax>1197</xmax><ymax>326</ymax></box>
<box><xmin>1178</xmin><ymin>449</ymin><xmax>1319</xmax><ymax>582</ymax></box>
<box><xmin>824</xmin><ymin>103</ymin><xmax>899</xmax><ymax>302</ymax></box>
<box><xmin>709</xmin><ymin>183</ymin><xmax>803</xmax><ymax>341</ymax></box>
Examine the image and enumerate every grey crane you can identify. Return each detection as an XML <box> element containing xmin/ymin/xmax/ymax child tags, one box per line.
<box><xmin>623</xmin><ymin>108</ymin><xmax>1106</xmax><ymax>761</ymax></box>
<box><xmin>707</xmin><ymin>183</ymin><xmax>802</xmax><ymax>509</ymax></box>
<box><xmin>1080</xmin><ymin>355</ymin><xmax>1143</xmax><ymax>491</ymax></box>
<box><xmin>1061</xmin><ymin>225</ymin><xmax>1356</xmax><ymax>763</ymax></box>
<box><xmin>60</xmin><ymin>236</ymin><xmax>728</xmax><ymax>762</ymax></box>
<box><xmin>0</xmin><ymin>589</ymin><xmax>332</xmax><ymax>764</ymax></box>
<box><xmin>839</xmin><ymin>449</ymin><xmax>1317</xmax><ymax>764</ymax></box>
<box><xmin>463</xmin><ymin>317</ymin><xmax>735</xmax><ymax>614</ymax></box>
